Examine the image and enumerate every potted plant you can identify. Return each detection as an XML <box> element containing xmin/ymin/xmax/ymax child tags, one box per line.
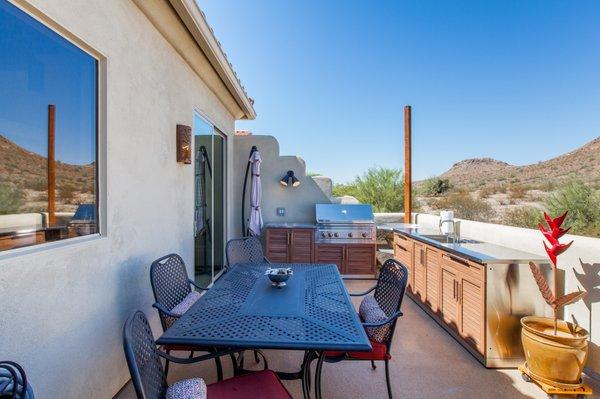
<box><xmin>521</xmin><ymin>211</ymin><xmax>589</xmax><ymax>388</ymax></box>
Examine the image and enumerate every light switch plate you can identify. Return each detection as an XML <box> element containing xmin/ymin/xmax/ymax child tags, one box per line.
<box><xmin>277</xmin><ymin>207</ymin><xmax>285</xmax><ymax>217</ymax></box>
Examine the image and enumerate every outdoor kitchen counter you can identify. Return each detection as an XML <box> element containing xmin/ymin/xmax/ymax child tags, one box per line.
<box><xmin>379</xmin><ymin>223</ymin><xmax>546</xmax><ymax>264</ymax></box>
<box><xmin>263</xmin><ymin>222</ymin><xmax>316</xmax><ymax>229</ymax></box>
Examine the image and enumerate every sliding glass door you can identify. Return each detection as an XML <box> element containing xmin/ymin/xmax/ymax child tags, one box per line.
<box><xmin>193</xmin><ymin>113</ymin><xmax>226</xmax><ymax>286</ymax></box>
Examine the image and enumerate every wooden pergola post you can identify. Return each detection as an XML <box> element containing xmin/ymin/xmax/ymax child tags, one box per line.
<box><xmin>48</xmin><ymin>104</ymin><xmax>56</xmax><ymax>227</ymax></box>
<box><xmin>404</xmin><ymin>105</ymin><xmax>412</xmax><ymax>224</ymax></box>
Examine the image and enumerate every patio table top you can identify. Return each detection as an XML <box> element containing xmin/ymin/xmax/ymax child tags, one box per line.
<box><xmin>156</xmin><ymin>262</ymin><xmax>371</xmax><ymax>352</ymax></box>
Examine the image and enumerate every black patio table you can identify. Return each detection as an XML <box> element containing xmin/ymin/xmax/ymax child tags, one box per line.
<box><xmin>157</xmin><ymin>262</ymin><xmax>371</xmax><ymax>399</ymax></box>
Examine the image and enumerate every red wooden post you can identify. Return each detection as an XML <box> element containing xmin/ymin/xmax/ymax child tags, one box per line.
<box><xmin>48</xmin><ymin>104</ymin><xmax>56</xmax><ymax>227</ymax></box>
<box><xmin>404</xmin><ymin>105</ymin><xmax>412</xmax><ymax>224</ymax></box>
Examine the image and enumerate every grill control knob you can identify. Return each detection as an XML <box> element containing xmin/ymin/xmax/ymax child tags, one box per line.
<box><xmin>328</xmin><ymin>232</ymin><xmax>333</xmax><ymax>238</ymax></box>
<box><xmin>334</xmin><ymin>232</ymin><xmax>339</xmax><ymax>237</ymax></box>
<box><xmin>361</xmin><ymin>232</ymin><xmax>368</xmax><ymax>238</ymax></box>
<box><xmin>321</xmin><ymin>232</ymin><xmax>326</xmax><ymax>237</ymax></box>
<box><xmin>348</xmin><ymin>232</ymin><xmax>353</xmax><ymax>238</ymax></box>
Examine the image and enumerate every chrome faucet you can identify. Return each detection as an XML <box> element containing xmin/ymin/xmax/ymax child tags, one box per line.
<box><xmin>439</xmin><ymin>219</ymin><xmax>460</xmax><ymax>244</ymax></box>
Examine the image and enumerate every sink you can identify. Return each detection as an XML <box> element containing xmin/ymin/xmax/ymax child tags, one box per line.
<box><xmin>421</xmin><ymin>234</ymin><xmax>482</xmax><ymax>244</ymax></box>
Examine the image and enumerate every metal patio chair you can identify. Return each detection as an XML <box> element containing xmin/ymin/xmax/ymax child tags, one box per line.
<box><xmin>150</xmin><ymin>253</ymin><xmax>222</xmax><ymax>378</ymax></box>
<box><xmin>0</xmin><ymin>361</ymin><xmax>34</xmax><ymax>399</ymax></box>
<box><xmin>123</xmin><ymin>310</ymin><xmax>292</xmax><ymax>399</ymax></box>
<box><xmin>321</xmin><ymin>258</ymin><xmax>408</xmax><ymax>399</ymax></box>
<box><xmin>225</xmin><ymin>237</ymin><xmax>269</xmax><ymax>269</ymax></box>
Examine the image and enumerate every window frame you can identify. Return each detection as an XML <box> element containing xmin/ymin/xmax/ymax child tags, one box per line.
<box><xmin>0</xmin><ymin>0</ymin><xmax>107</xmax><ymax>260</ymax></box>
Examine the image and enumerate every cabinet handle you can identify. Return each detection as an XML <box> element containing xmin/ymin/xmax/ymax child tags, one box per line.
<box><xmin>342</xmin><ymin>247</ymin><xmax>346</xmax><ymax>261</ymax></box>
<box><xmin>287</xmin><ymin>230</ymin><xmax>291</xmax><ymax>245</ymax></box>
<box><xmin>453</xmin><ymin>280</ymin><xmax>456</xmax><ymax>300</ymax></box>
<box><xmin>459</xmin><ymin>282</ymin><xmax>463</xmax><ymax>304</ymax></box>
<box><xmin>421</xmin><ymin>249</ymin><xmax>425</xmax><ymax>265</ymax></box>
<box><xmin>445</xmin><ymin>253</ymin><xmax>469</xmax><ymax>267</ymax></box>
<box><xmin>396</xmin><ymin>244</ymin><xmax>408</xmax><ymax>252</ymax></box>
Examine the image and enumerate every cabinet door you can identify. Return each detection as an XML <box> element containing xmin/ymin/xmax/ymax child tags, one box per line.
<box><xmin>393</xmin><ymin>234</ymin><xmax>413</xmax><ymax>291</ymax></box>
<box><xmin>266</xmin><ymin>228</ymin><xmax>289</xmax><ymax>263</ymax></box>
<box><xmin>413</xmin><ymin>242</ymin><xmax>426</xmax><ymax>301</ymax></box>
<box><xmin>425</xmin><ymin>246</ymin><xmax>440</xmax><ymax>313</ymax></box>
<box><xmin>440</xmin><ymin>265</ymin><xmax>460</xmax><ymax>331</ymax></box>
<box><xmin>316</xmin><ymin>244</ymin><xmax>345</xmax><ymax>273</ymax></box>
<box><xmin>459</xmin><ymin>275</ymin><xmax>485</xmax><ymax>355</ymax></box>
<box><xmin>345</xmin><ymin>244</ymin><xmax>375</xmax><ymax>274</ymax></box>
<box><xmin>289</xmin><ymin>228</ymin><xmax>314</xmax><ymax>263</ymax></box>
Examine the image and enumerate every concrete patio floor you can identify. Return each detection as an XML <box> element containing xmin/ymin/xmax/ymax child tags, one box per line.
<box><xmin>116</xmin><ymin>280</ymin><xmax>600</xmax><ymax>399</ymax></box>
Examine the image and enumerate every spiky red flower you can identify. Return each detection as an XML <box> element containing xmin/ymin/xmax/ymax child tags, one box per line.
<box><xmin>539</xmin><ymin>211</ymin><xmax>570</xmax><ymax>242</ymax></box>
<box><xmin>543</xmin><ymin>240</ymin><xmax>573</xmax><ymax>266</ymax></box>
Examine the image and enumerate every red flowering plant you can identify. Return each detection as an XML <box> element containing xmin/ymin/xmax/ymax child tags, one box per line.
<box><xmin>529</xmin><ymin>211</ymin><xmax>586</xmax><ymax>334</ymax></box>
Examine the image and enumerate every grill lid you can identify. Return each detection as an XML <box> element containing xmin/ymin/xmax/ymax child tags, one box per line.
<box><xmin>315</xmin><ymin>204</ymin><xmax>374</xmax><ymax>224</ymax></box>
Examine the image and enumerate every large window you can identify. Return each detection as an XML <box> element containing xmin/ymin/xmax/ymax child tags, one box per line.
<box><xmin>0</xmin><ymin>2</ymin><xmax>98</xmax><ymax>252</ymax></box>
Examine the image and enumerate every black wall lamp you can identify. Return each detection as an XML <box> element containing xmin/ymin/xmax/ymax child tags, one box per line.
<box><xmin>280</xmin><ymin>170</ymin><xmax>300</xmax><ymax>187</ymax></box>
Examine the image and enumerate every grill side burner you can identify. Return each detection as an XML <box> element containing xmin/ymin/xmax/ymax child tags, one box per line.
<box><xmin>315</xmin><ymin>204</ymin><xmax>376</xmax><ymax>244</ymax></box>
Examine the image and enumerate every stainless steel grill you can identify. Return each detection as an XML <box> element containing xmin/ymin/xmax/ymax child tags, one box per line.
<box><xmin>315</xmin><ymin>204</ymin><xmax>376</xmax><ymax>244</ymax></box>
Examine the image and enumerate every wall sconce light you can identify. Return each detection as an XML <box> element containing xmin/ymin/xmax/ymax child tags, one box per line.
<box><xmin>280</xmin><ymin>170</ymin><xmax>300</xmax><ymax>187</ymax></box>
<box><xmin>176</xmin><ymin>124</ymin><xmax>192</xmax><ymax>164</ymax></box>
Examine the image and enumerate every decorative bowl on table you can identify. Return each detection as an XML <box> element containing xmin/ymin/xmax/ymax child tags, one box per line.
<box><xmin>265</xmin><ymin>267</ymin><xmax>293</xmax><ymax>288</ymax></box>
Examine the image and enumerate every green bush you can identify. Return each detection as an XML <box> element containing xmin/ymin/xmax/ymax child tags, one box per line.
<box><xmin>502</xmin><ymin>206</ymin><xmax>545</xmax><ymax>229</ymax></box>
<box><xmin>545</xmin><ymin>180</ymin><xmax>600</xmax><ymax>237</ymax></box>
<box><xmin>421</xmin><ymin>177</ymin><xmax>452</xmax><ymax>197</ymax></box>
<box><xmin>334</xmin><ymin>167</ymin><xmax>418</xmax><ymax>213</ymax></box>
<box><xmin>430</xmin><ymin>189</ymin><xmax>494</xmax><ymax>222</ymax></box>
<box><xmin>0</xmin><ymin>182</ymin><xmax>23</xmax><ymax>215</ymax></box>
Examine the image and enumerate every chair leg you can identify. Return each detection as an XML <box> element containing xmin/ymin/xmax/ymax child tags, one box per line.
<box><xmin>253</xmin><ymin>350</ymin><xmax>260</xmax><ymax>364</ymax></box>
<box><xmin>385</xmin><ymin>359</ymin><xmax>392</xmax><ymax>399</ymax></box>
<box><xmin>214</xmin><ymin>356</ymin><xmax>223</xmax><ymax>381</ymax></box>
<box><xmin>315</xmin><ymin>352</ymin><xmax>325</xmax><ymax>399</ymax></box>
<box><xmin>165</xmin><ymin>349</ymin><xmax>171</xmax><ymax>377</ymax></box>
<box><xmin>229</xmin><ymin>353</ymin><xmax>240</xmax><ymax>376</ymax></box>
<box><xmin>189</xmin><ymin>351</ymin><xmax>194</xmax><ymax>359</ymax></box>
<box><xmin>371</xmin><ymin>360</ymin><xmax>377</xmax><ymax>370</ymax></box>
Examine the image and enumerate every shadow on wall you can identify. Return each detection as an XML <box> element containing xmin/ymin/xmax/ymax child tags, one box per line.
<box><xmin>233</xmin><ymin>135</ymin><xmax>331</xmax><ymax>235</ymax></box>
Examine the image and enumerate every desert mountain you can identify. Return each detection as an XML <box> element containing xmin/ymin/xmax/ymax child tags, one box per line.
<box><xmin>438</xmin><ymin>136</ymin><xmax>600</xmax><ymax>189</ymax></box>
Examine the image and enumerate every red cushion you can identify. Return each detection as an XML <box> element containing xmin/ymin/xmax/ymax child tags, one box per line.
<box><xmin>324</xmin><ymin>340</ymin><xmax>390</xmax><ymax>361</ymax></box>
<box><xmin>207</xmin><ymin>370</ymin><xmax>292</xmax><ymax>399</ymax></box>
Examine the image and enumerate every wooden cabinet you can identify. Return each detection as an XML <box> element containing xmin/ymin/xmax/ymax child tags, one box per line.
<box><xmin>413</xmin><ymin>241</ymin><xmax>426</xmax><ymax>301</ymax></box>
<box><xmin>265</xmin><ymin>227</ymin><xmax>314</xmax><ymax>263</ymax></box>
<box><xmin>315</xmin><ymin>244</ymin><xmax>345</xmax><ymax>273</ymax></box>
<box><xmin>393</xmin><ymin>232</ymin><xmax>486</xmax><ymax>358</ymax></box>
<box><xmin>315</xmin><ymin>243</ymin><xmax>375</xmax><ymax>275</ymax></box>
<box><xmin>425</xmin><ymin>246</ymin><xmax>440</xmax><ymax>313</ymax></box>
<box><xmin>345</xmin><ymin>244</ymin><xmax>376</xmax><ymax>274</ymax></box>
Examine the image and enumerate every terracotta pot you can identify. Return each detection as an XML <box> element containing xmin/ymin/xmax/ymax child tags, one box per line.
<box><xmin>521</xmin><ymin>316</ymin><xmax>589</xmax><ymax>388</ymax></box>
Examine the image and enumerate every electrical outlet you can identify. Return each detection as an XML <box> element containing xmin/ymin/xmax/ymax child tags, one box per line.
<box><xmin>277</xmin><ymin>207</ymin><xmax>285</xmax><ymax>217</ymax></box>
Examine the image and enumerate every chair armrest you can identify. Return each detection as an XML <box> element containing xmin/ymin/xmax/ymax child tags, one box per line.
<box><xmin>361</xmin><ymin>310</ymin><xmax>403</xmax><ymax>328</ymax></box>
<box><xmin>349</xmin><ymin>285</ymin><xmax>376</xmax><ymax>297</ymax></box>
<box><xmin>189</xmin><ymin>279</ymin><xmax>209</xmax><ymax>291</ymax></box>
<box><xmin>152</xmin><ymin>302</ymin><xmax>180</xmax><ymax>318</ymax></box>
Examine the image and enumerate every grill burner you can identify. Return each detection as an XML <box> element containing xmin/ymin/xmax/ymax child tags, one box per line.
<box><xmin>315</xmin><ymin>204</ymin><xmax>376</xmax><ymax>244</ymax></box>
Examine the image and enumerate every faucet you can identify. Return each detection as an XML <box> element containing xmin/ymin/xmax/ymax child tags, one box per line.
<box><xmin>439</xmin><ymin>219</ymin><xmax>460</xmax><ymax>244</ymax></box>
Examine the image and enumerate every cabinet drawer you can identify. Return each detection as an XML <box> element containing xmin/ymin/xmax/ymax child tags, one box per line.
<box><xmin>394</xmin><ymin>233</ymin><xmax>411</xmax><ymax>246</ymax></box>
<box><xmin>441</xmin><ymin>253</ymin><xmax>484</xmax><ymax>281</ymax></box>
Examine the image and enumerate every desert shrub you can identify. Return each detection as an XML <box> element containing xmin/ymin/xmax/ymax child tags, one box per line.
<box><xmin>335</xmin><ymin>167</ymin><xmax>419</xmax><ymax>213</ymax></box>
<box><xmin>0</xmin><ymin>182</ymin><xmax>23</xmax><ymax>214</ymax></box>
<box><xmin>29</xmin><ymin>177</ymin><xmax>47</xmax><ymax>191</ymax></box>
<box><xmin>430</xmin><ymin>189</ymin><xmax>494</xmax><ymax>222</ymax></box>
<box><xmin>479</xmin><ymin>186</ymin><xmax>497</xmax><ymax>199</ymax></box>
<box><xmin>59</xmin><ymin>184</ymin><xmax>78</xmax><ymax>204</ymax></box>
<box><xmin>502</xmin><ymin>206</ymin><xmax>545</xmax><ymax>229</ymax></box>
<box><xmin>508</xmin><ymin>185</ymin><xmax>528</xmax><ymax>201</ymax></box>
<box><xmin>545</xmin><ymin>180</ymin><xmax>600</xmax><ymax>237</ymax></box>
<box><xmin>421</xmin><ymin>177</ymin><xmax>452</xmax><ymax>197</ymax></box>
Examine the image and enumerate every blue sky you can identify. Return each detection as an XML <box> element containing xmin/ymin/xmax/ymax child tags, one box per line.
<box><xmin>0</xmin><ymin>1</ymin><xmax>96</xmax><ymax>165</ymax></box>
<box><xmin>199</xmin><ymin>0</ymin><xmax>600</xmax><ymax>183</ymax></box>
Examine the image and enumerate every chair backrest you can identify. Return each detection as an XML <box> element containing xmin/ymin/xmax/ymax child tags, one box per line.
<box><xmin>374</xmin><ymin>258</ymin><xmax>409</xmax><ymax>347</ymax></box>
<box><xmin>123</xmin><ymin>311</ymin><xmax>167</xmax><ymax>399</ymax></box>
<box><xmin>0</xmin><ymin>361</ymin><xmax>32</xmax><ymax>399</ymax></box>
<box><xmin>150</xmin><ymin>254</ymin><xmax>192</xmax><ymax>330</ymax></box>
<box><xmin>225</xmin><ymin>237</ymin><xmax>265</xmax><ymax>267</ymax></box>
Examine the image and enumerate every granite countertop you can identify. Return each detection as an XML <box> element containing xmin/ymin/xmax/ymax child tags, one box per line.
<box><xmin>263</xmin><ymin>222</ymin><xmax>316</xmax><ymax>229</ymax></box>
<box><xmin>378</xmin><ymin>223</ymin><xmax>547</xmax><ymax>265</ymax></box>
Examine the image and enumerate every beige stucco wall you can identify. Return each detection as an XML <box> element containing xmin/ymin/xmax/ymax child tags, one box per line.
<box><xmin>0</xmin><ymin>1</ymin><xmax>243</xmax><ymax>398</ymax></box>
<box><xmin>377</xmin><ymin>212</ymin><xmax>600</xmax><ymax>377</ymax></box>
<box><xmin>233</xmin><ymin>135</ymin><xmax>331</xmax><ymax>235</ymax></box>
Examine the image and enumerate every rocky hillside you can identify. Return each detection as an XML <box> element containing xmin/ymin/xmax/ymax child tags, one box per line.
<box><xmin>438</xmin><ymin>136</ymin><xmax>600</xmax><ymax>189</ymax></box>
<box><xmin>0</xmin><ymin>134</ymin><xmax>94</xmax><ymax>212</ymax></box>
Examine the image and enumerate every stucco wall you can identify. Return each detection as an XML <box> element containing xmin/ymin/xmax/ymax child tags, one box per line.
<box><xmin>232</xmin><ymin>135</ymin><xmax>330</xmax><ymax>236</ymax></box>
<box><xmin>0</xmin><ymin>1</ymin><xmax>240</xmax><ymax>398</ymax></box>
<box><xmin>376</xmin><ymin>212</ymin><xmax>600</xmax><ymax>376</ymax></box>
